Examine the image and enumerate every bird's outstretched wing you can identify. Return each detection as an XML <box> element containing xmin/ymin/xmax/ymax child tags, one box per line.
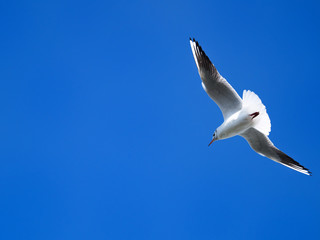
<box><xmin>190</xmin><ymin>38</ymin><xmax>242</xmax><ymax>119</ymax></box>
<box><xmin>240</xmin><ymin>128</ymin><xmax>311</xmax><ymax>175</ymax></box>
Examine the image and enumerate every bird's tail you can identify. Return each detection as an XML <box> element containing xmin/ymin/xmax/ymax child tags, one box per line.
<box><xmin>242</xmin><ymin>90</ymin><xmax>271</xmax><ymax>136</ymax></box>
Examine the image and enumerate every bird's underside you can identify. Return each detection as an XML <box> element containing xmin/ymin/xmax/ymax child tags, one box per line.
<box><xmin>189</xmin><ymin>38</ymin><xmax>311</xmax><ymax>175</ymax></box>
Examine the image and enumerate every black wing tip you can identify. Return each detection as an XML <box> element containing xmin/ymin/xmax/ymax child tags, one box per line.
<box><xmin>302</xmin><ymin>168</ymin><xmax>312</xmax><ymax>176</ymax></box>
<box><xmin>275</xmin><ymin>149</ymin><xmax>312</xmax><ymax>176</ymax></box>
<box><xmin>189</xmin><ymin>38</ymin><xmax>212</xmax><ymax>63</ymax></box>
<box><xmin>306</xmin><ymin>168</ymin><xmax>312</xmax><ymax>176</ymax></box>
<box><xmin>300</xmin><ymin>165</ymin><xmax>312</xmax><ymax>176</ymax></box>
<box><xmin>189</xmin><ymin>37</ymin><xmax>199</xmax><ymax>45</ymax></box>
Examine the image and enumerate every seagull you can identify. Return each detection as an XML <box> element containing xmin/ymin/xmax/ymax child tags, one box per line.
<box><xmin>189</xmin><ymin>38</ymin><xmax>311</xmax><ymax>175</ymax></box>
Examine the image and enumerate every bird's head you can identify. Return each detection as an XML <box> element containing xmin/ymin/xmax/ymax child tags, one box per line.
<box><xmin>208</xmin><ymin>130</ymin><xmax>218</xmax><ymax>146</ymax></box>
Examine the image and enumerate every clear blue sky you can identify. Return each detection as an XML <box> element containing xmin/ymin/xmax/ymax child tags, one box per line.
<box><xmin>1</xmin><ymin>0</ymin><xmax>320</xmax><ymax>239</ymax></box>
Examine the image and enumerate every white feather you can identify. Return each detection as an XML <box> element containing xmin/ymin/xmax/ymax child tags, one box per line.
<box><xmin>242</xmin><ymin>90</ymin><xmax>271</xmax><ymax>136</ymax></box>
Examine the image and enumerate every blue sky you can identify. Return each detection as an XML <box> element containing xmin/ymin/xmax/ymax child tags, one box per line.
<box><xmin>1</xmin><ymin>0</ymin><xmax>320</xmax><ymax>239</ymax></box>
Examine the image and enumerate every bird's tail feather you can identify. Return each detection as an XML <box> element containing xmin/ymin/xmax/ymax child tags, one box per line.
<box><xmin>242</xmin><ymin>90</ymin><xmax>271</xmax><ymax>136</ymax></box>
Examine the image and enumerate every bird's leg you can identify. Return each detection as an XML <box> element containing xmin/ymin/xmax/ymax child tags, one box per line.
<box><xmin>250</xmin><ymin>112</ymin><xmax>259</xmax><ymax>119</ymax></box>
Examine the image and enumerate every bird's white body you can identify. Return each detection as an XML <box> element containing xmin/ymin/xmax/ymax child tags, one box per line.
<box><xmin>216</xmin><ymin>89</ymin><xmax>271</xmax><ymax>140</ymax></box>
<box><xmin>217</xmin><ymin>108</ymin><xmax>252</xmax><ymax>140</ymax></box>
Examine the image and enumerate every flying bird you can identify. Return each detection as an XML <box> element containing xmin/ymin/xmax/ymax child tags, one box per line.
<box><xmin>189</xmin><ymin>38</ymin><xmax>311</xmax><ymax>175</ymax></box>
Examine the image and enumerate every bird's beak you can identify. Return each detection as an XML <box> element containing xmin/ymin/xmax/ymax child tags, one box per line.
<box><xmin>208</xmin><ymin>138</ymin><xmax>215</xmax><ymax>147</ymax></box>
